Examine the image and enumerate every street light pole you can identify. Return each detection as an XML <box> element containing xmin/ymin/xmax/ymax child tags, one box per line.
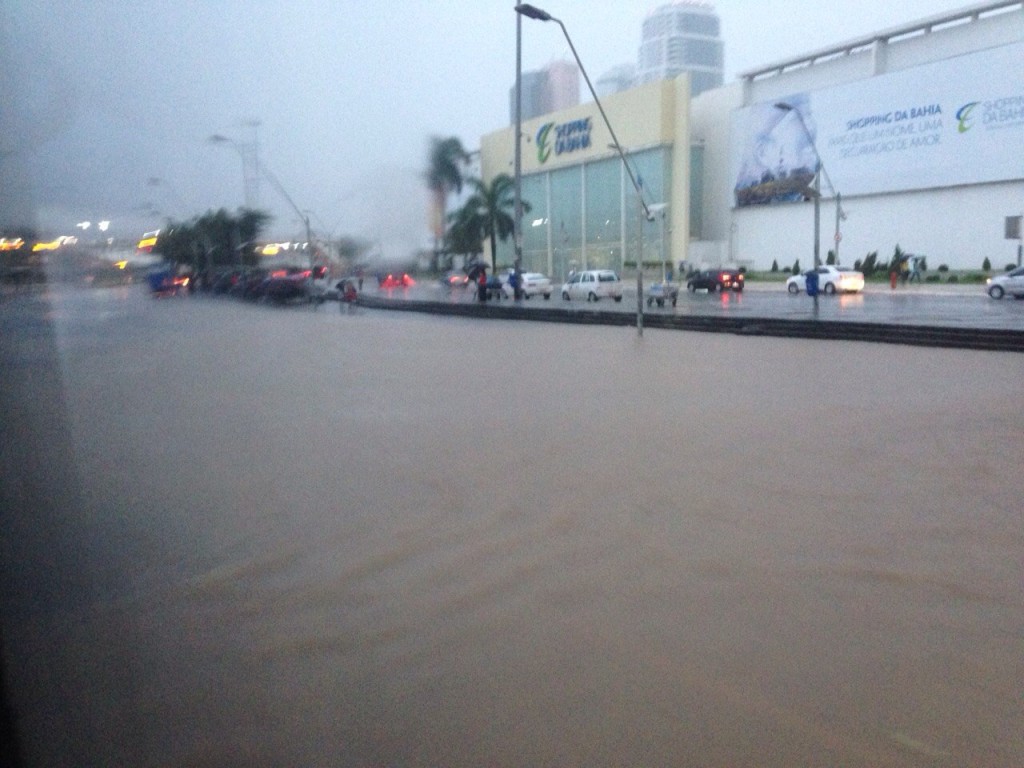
<box><xmin>774</xmin><ymin>102</ymin><xmax>848</xmax><ymax>310</ymax></box>
<box><xmin>516</xmin><ymin>3</ymin><xmax>653</xmax><ymax>337</ymax></box>
<box><xmin>261</xmin><ymin>165</ymin><xmax>314</xmax><ymax>268</ymax></box>
<box><xmin>513</xmin><ymin>11</ymin><xmax>524</xmax><ymax>300</ymax></box>
<box><xmin>834</xmin><ymin>191</ymin><xmax>842</xmax><ymax>264</ymax></box>
<box><xmin>208</xmin><ymin>133</ymin><xmax>257</xmax><ymax>209</ymax></box>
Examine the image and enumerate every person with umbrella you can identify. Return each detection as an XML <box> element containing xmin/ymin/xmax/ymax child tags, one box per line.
<box><xmin>467</xmin><ymin>262</ymin><xmax>488</xmax><ymax>303</ymax></box>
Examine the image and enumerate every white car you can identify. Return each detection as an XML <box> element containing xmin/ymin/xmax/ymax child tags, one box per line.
<box><xmin>786</xmin><ymin>265</ymin><xmax>865</xmax><ymax>295</ymax></box>
<box><xmin>560</xmin><ymin>269</ymin><xmax>624</xmax><ymax>302</ymax></box>
<box><xmin>501</xmin><ymin>271</ymin><xmax>552</xmax><ymax>299</ymax></box>
<box><xmin>986</xmin><ymin>265</ymin><xmax>1024</xmax><ymax>299</ymax></box>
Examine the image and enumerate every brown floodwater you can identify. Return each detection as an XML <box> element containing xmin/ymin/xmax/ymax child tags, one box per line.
<box><xmin>1</xmin><ymin>286</ymin><xmax>1021</xmax><ymax>767</ymax></box>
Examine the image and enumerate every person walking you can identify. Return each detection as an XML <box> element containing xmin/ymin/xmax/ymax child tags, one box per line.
<box><xmin>477</xmin><ymin>269</ymin><xmax>488</xmax><ymax>303</ymax></box>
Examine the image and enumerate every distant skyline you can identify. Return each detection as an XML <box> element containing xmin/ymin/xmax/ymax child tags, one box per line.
<box><xmin>1</xmin><ymin>0</ymin><xmax>982</xmax><ymax>254</ymax></box>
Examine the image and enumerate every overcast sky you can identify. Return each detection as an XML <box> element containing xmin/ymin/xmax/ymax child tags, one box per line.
<box><xmin>2</xmin><ymin>0</ymin><xmax>978</xmax><ymax>254</ymax></box>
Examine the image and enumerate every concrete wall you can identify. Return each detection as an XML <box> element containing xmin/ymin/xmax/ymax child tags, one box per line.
<box><xmin>734</xmin><ymin>181</ymin><xmax>1024</xmax><ymax>273</ymax></box>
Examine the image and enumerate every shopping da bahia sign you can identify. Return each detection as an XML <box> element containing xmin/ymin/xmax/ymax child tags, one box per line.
<box><xmin>535</xmin><ymin>117</ymin><xmax>593</xmax><ymax>164</ymax></box>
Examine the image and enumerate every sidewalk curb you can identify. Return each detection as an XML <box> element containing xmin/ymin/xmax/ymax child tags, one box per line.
<box><xmin>357</xmin><ymin>296</ymin><xmax>1024</xmax><ymax>353</ymax></box>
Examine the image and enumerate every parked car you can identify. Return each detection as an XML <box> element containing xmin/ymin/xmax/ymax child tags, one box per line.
<box><xmin>261</xmin><ymin>267</ymin><xmax>315</xmax><ymax>304</ymax></box>
<box><xmin>440</xmin><ymin>270</ymin><xmax>469</xmax><ymax>289</ymax></box>
<box><xmin>786</xmin><ymin>265</ymin><xmax>865</xmax><ymax>294</ymax></box>
<box><xmin>560</xmin><ymin>269</ymin><xmax>623</xmax><ymax>302</ymax></box>
<box><xmin>229</xmin><ymin>268</ymin><xmax>270</xmax><ymax>300</ymax></box>
<box><xmin>686</xmin><ymin>269</ymin><xmax>744</xmax><ymax>293</ymax></box>
<box><xmin>379</xmin><ymin>272</ymin><xmax>414</xmax><ymax>289</ymax></box>
<box><xmin>211</xmin><ymin>268</ymin><xmax>244</xmax><ymax>294</ymax></box>
<box><xmin>502</xmin><ymin>271</ymin><xmax>552</xmax><ymax>299</ymax></box>
<box><xmin>986</xmin><ymin>265</ymin><xmax>1024</xmax><ymax>299</ymax></box>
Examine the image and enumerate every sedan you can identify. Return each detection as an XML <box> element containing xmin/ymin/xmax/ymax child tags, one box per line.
<box><xmin>440</xmin><ymin>270</ymin><xmax>469</xmax><ymax>289</ymax></box>
<box><xmin>502</xmin><ymin>271</ymin><xmax>552</xmax><ymax>299</ymax></box>
<box><xmin>986</xmin><ymin>265</ymin><xmax>1024</xmax><ymax>299</ymax></box>
<box><xmin>787</xmin><ymin>265</ymin><xmax>865</xmax><ymax>294</ymax></box>
<box><xmin>687</xmin><ymin>269</ymin><xmax>744</xmax><ymax>293</ymax></box>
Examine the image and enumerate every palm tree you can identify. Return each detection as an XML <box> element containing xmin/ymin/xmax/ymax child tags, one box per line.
<box><xmin>448</xmin><ymin>174</ymin><xmax>526</xmax><ymax>274</ymax></box>
<box><xmin>426</xmin><ymin>136</ymin><xmax>469</xmax><ymax>265</ymax></box>
<box><xmin>445</xmin><ymin>203</ymin><xmax>484</xmax><ymax>262</ymax></box>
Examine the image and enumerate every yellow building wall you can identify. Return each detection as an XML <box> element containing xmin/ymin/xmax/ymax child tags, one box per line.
<box><xmin>480</xmin><ymin>75</ymin><xmax>690</xmax><ymax>270</ymax></box>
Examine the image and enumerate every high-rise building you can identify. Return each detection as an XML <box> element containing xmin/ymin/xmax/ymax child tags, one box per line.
<box><xmin>543</xmin><ymin>60</ymin><xmax>580</xmax><ymax>114</ymax></box>
<box><xmin>637</xmin><ymin>1</ymin><xmax>724</xmax><ymax>96</ymax></box>
<box><xmin>595</xmin><ymin>64</ymin><xmax>637</xmax><ymax>99</ymax></box>
<box><xmin>509</xmin><ymin>60</ymin><xmax>580</xmax><ymax>123</ymax></box>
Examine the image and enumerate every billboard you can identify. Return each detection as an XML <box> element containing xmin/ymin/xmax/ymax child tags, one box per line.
<box><xmin>733</xmin><ymin>42</ymin><xmax>1024</xmax><ymax>206</ymax></box>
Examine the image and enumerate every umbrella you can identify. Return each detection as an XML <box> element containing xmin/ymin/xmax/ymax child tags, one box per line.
<box><xmin>465</xmin><ymin>262</ymin><xmax>487</xmax><ymax>281</ymax></box>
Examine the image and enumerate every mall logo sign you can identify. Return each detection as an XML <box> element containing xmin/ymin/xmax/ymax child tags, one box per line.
<box><xmin>535</xmin><ymin>117</ymin><xmax>592</xmax><ymax>164</ymax></box>
<box><xmin>956</xmin><ymin>95</ymin><xmax>1024</xmax><ymax>133</ymax></box>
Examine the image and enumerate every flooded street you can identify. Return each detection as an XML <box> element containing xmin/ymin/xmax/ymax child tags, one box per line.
<box><xmin>2</xmin><ymin>286</ymin><xmax>1021</xmax><ymax>767</ymax></box>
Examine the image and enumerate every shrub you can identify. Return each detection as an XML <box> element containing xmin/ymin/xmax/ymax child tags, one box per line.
<box><xmin>938</xmin><ymin>264</ymin><xmax>949</xmax><ymax>272</ymax></box>
<box><xmin>925</xmin><ymin>274</ymin><xmax>941</xmax><ymax>283</ymax></box>
<box><xmin>892</xmin><ymin>244</ymin><xmax>905</xmax><ymax>268</ymax></box>
<box><xmin>860</xmin><ymin>251</ymin><xmax>879</xmax><ymax>277</ymax></box>
<box><xmin>947</xmin><ymin>274</ymin><xmax>959</xmax><ymax>283</ymax></box>
<box><xmin>854</xmin><ymin>259</ymin><xmax>862</xmax><ymax>271</ymax></box>
<box><xmin>826</xmin><ymin>250</ymin><xmax>836</xmax><ymax>265</ymax></box>
<box><xmin>1005</xmin><ymin>263</ymin><xmax>1017</xmax><ymax>272</ymax></box>
<box><xmin>964</xmin><ymin>272</ymin><xmax>988</xmax><ymax>283</ymax></box>
<box><xmin>982</xmin><ymin>257</ymin><xmax>992</xmax><ymax>271</ymax></box>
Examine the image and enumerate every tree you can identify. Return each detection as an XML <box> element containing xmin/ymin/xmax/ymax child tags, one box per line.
<box><xmin>860</xmin><ymin>251</ymin><xmax>878</xmax><ymax>277</ymax></box>
<box><xmin>426</xmin><ymin>136</ymin><xmax>469</xmax><ymax>266</ymax></box>
<box><xmin>155</xmin><ymin>208</ymin><xmax>270</xmax><ymax>272</ymax></box>
<box><xmin>791</xmin><ymin>259</ymin><xmax>800</xmax><ymax>275</ymax></box>
<box><xmin>448</xmin><ymin>174</ymin><xmax>526</xmax><ymax>273</ymax></box>
<box><xmin>770</xmin><ymin>259</ymin><xmax>778</xmax><ymax>273</ymax></box>
<box><xmin>445</xmin><ymin>203</ymin><xmax>484</xmax><ymax>262</ymax></box>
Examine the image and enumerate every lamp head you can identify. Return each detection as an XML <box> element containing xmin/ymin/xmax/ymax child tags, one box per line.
<box><xmin>515</xmin><ymin>3</ymin><xmax>552</xmax><ymax>21</ymax></box>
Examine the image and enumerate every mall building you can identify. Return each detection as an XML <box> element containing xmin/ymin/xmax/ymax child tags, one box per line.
<box><xmin>479</xmin><ymin>0</ymin><xmax>1023</xmax><ymax>277</ymax></box>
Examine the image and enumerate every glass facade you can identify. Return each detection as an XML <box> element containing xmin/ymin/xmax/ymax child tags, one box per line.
<box><xmin>690</xmin><ymin>143</ymin><xmax>704</xmax><ymax>239</ymax></box>
<box><xmin>508</xmin><ymin>147</ymin><xmax>672</xmax><ymax>281</ymax></box>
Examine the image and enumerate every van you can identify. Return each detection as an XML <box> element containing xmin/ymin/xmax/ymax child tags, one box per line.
<box><xmin>560</xmin><ymin>269</ymin><xmax>624</xmax><ymax>302</ymax></box>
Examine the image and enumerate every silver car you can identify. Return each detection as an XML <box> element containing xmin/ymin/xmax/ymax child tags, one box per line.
<box><xmin>986</xmin><ymin>265</ymin><xmax>1024</xmax><ymax>299</ymax></box>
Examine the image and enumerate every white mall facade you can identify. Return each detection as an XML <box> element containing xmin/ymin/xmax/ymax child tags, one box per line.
<box><xmin>480</xmin><ymin>1</ymin><xmax>1024</xmax><ymax>276</ymax></box>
